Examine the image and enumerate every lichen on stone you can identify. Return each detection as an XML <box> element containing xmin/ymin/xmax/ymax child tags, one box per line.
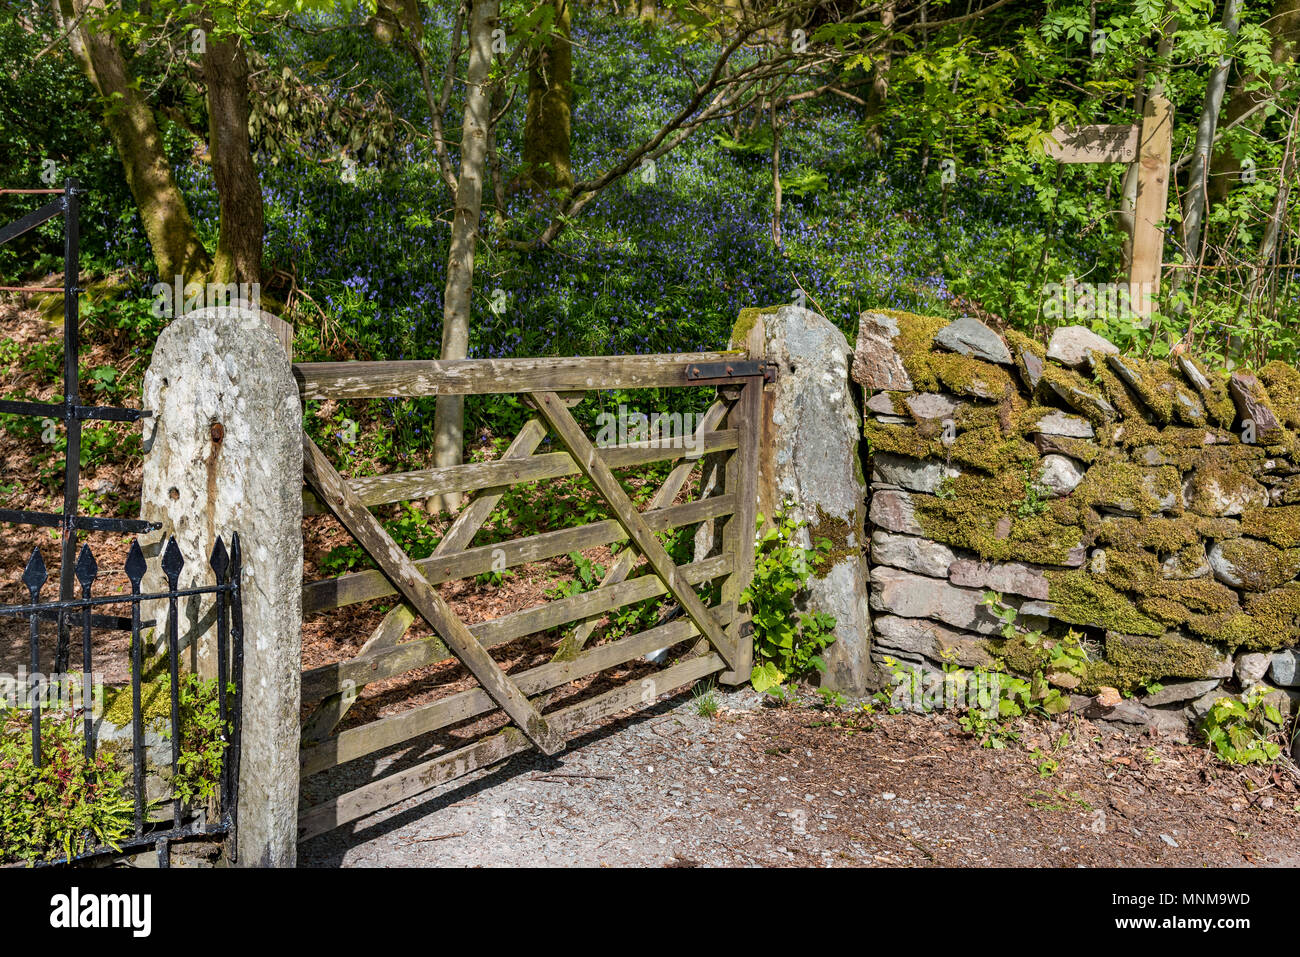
<box><xmin>1044</xmin><ymin>571</ymin><xmax>1165</xmax><ymax>636</ymax></box>
<box><xmin>911</xmin><ymin>470</ymin><xmax>1083</xmax><ymax>564</ymax></box>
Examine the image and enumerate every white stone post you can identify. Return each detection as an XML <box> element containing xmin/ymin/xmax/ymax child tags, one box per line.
<box><xmin>139</xmin><ymin>305</ymin><xmax>302</xmax><ymax>867</ymax></box>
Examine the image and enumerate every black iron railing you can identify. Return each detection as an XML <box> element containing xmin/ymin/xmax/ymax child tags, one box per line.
<box><xmin>0</xmin><ymin>180</ymin><xmax>159</xmax><ymax>670</ymax></box>
<box><xmin>0</xmin><ymin>535</ymin><xmax>245</xmax><ymax>866</ymax></box>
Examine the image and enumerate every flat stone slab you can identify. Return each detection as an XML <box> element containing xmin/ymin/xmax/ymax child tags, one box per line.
<box><xmin>1141</xmin><ymin>678</ymin><xmax>1221</xmax><ymax>707</ymax></box>
<box><xmin>948</xmin><ymin>558</ymin><xmax>1050</xmax><ymax>600</ymax></box>
<box><xmin>933</xmin><ymin>316</ymin><xmax>1012</xmax><ymax>365</ymax></box>
<box><xmin>872</xmin><ymin>452</ymin><xmax>960</xmax><ymax>494</ymax></box>
<box><xmin>871</xmin><ymin>531</ymin><xmax>956</xmax><ymax>578</ymax></box>
<box><xmin>1046</xmin><ymin>325</ymin><xmax>1119</xmax><ymax>367</ymax></box>
<box><xmin>853</xmin><ymin>311</ymin><xmax>913</xmax><ymax>391</ymax></box>
<box><xmin>872</xmin><ymin>615</ymin><xmax>996</xmax><ymax>668</ymax></box>
<box><xmin>1033</xmin><ymin>411</ymin><xmax>1095</xmax><ymax>439</ymax></box>
<box><xmin>870</xmin><ymin>566</ymin><xmax>1005</xmax><ymax>635</ymax></box>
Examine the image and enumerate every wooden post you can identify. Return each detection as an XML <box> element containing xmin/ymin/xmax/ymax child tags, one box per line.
<box><xmin>1129</xmin><ymin>94</ymin><xmax>1174</xmax><ymax>322</ymax></box>
<box><xmin>717</xmin><ymin>325</ymin><xmax>762</xmax><ymax>685</ymax></box>
<box><xmin>1044</xmin><ymin>103</ymin><xmax>1173</xmax><ymax>323</ymax></box>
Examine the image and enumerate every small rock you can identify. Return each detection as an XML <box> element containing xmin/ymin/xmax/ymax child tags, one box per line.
<box><xmin>1094</xmin><ymin>686</ymin><xmax>1122</xmax><ymax>708</ymax></box>
<box><xmin>1236</xmin><ymin>652</ymin><xmax>1272</xmax><ymax>687</ymax></box>
<box><xmin>1159</xmin><ymin>833</ymin><xmax>1178</xmax><ymax>848</ymax></box>
<box><xmin>934</xmin><ymin>316</ymin><xmax>1013</xmax><ymax>365</ymax></box>
<box><xmin>1146</xmin><ymin>708</ymin><xmax>1191</xmax><ymax>742</ymax></box>
<box><xmin>904</xmin><ymin>392</ymin><xmax>965</xmax><ymax>421</ymax></box>
<box><xmin>1040</xmin><ymin>454</ymin><xmax>1085</xmax><ymax>496</ymax></box>
<box><xmin>865</xmin><ymin>392</ymin><xmax>898</xmax><ymax>415</ymax></box>
<box><xmin>1270</xmin><ymin>650</ymin><xmax>1300</xmax><ymax>687</ymax></box>
<box><xmin>1046</xmin><ymin>325</ymin><xmax>1119</xmax><ymax>367</ymax></box>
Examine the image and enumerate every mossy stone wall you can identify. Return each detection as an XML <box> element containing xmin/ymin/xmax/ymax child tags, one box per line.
<box><xmin>853</xmin><ymin>310</ymin><xmax>1300</xmax><ymax>736</ymax></box>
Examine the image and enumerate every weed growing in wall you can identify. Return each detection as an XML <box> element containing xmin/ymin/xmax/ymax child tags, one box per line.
<box><xmin>743</xmin><ymin>508</ymin><xmax>837</xmax><ymax>694</ymax></box>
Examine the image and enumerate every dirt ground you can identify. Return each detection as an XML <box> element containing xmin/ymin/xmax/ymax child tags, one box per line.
<box><xmin>299</xmin><ymin>685</ymin><xmax>1300</xmax><ymax>868</ymax></box>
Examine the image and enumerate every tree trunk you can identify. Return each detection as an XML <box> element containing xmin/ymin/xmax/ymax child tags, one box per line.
<box><xmin>431</xmin><ymin>0</ymin><xmax>498</xmax><ymax>514</ymax></box>
<box><xmin>863</xmin><ymin>0</ymin><xmax>895</xmax><ymax>153</ymax></box>
<box><xmin>202</xmin><ymin>10</ymin><xmax>264</xmax><ymax>287</ymax></box>
<box><xmin>1173</xmin><ymin>0</ymin><xmax>1241</xmax><ymax>307</ymax></box>
<box><xmin>1209</xmin><ymin>0</ymin><xmax>1300</xmax><ymax>207</ymax></box>
<box><xmin>54</xmin><ymin>0</ymin><xmax>210</xmax><ymax>283</ymax></box>
<box><xmin>523</xmin><ymin>0</ymin><xmax>573</xmax><ymax>191</ymax></box>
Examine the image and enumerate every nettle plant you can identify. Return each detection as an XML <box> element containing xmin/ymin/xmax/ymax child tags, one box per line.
<box><xmin>1200</xmin><ymin>689</ymin><xmax>1286</xmax><ymax>766</ymax></box>
<box><xmin>743</xmin><ymin>508</ymin><xmax>837</xmax><ymax>694</ymax></box>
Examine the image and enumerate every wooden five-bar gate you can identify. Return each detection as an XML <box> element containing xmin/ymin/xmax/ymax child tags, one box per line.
<box><xmin>293</xmin><ymin>340</ymin><xmax>768</xmax><ymax>840</ymax></box>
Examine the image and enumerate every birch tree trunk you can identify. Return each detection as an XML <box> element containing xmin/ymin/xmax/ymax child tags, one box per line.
<box><xmin>54</xmin><ymin>0</ymin><xmax>210</xmax><ymax>283</ymax></box>
<box><xmin>1172</xmin><ymin>0</ymin><xmax>1240</xmax><ymax>307</ymax></box>
<box><xmin>1209</xmin><ymin>0</ymin><xmax>1300</xmax><ymax>207</ymax></box>
<box><xmin>431</xmin><ymin>0</ymin><xmax>498</xmax><ymax>513</ymax></box>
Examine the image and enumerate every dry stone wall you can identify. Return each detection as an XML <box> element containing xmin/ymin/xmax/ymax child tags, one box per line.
<box><xmin>851</xmin><ymin>309</ymin><xmax>1300</xmax><ymax>739</ymax></box>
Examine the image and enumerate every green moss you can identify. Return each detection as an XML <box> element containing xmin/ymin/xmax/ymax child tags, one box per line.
<box><xmin>1089</xmin><ymin>515</ymin><xmax>1216</xmax><ymax>554</ymax></box>
<box><xmin>1109</xmin><ymin>356</ymin><xmax>1180</xmax><ymax>425</ymax></box>
<box><xmin>100</xmin><ymin>655</ymin><xmax>175</xmax><ymax>729</ymax></box>
<box><xmin>1241</xmin><ymin>505</ymin><xmax>1300</xmax><ymax>548</ymax></box>
<box><xmin>1044</xmin><ymin>571</ymin><xmax>1165</xmax><ymax>635</ymax></box>
<box><xmin>912</xmin><ymin>470</ymin><xmax>1083</xmax><ymax>564</ymax></box>
<box><xmin>1071</xmin><ymin>461</ymin><xmax>1183</xmax><ymax>517</ymax></box>
<box><xmin>1102</xmin><ymin>630</ymin><xmax>1228</xmax><ymax>684</ymax></box>
<box><xmin>863</xmin><ymin>419</ymin><xmax>1037</xmax><ymax>475</ymax></box>
<box><xmin>1240</xmin><ymin>584</ymin><xmax>1300</xmax><ymax>650</ymax></box>
<box><xmin>1214</xmin><ymin>538</ymin><xmax>1300</xmax><ymax>591</ymax></box>
<box><xmin>981</xmin><ymin>632</ymin><xmax>1050</xmax><ymax>675</ymax></box>
<box><xmin>1259</xmin><ymin>361</ymin><xmax>1300</xmax><ymax>429</ymax></box>
<box><xmin>732</xmin><ymin>305</ymin><xmax>782</xmax><ymax>346</ymax></box>
<box><xmin>1183</xmin><ymin>465</ymin><xmax>1267</xmax><ymax>517</ymax></box>
<box><xmin>809</xmin><ymin>506</ymin><xmax>857</xmax><ymax>578</ymax></box>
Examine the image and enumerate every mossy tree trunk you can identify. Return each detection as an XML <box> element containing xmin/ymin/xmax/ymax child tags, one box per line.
<box><xmin>54</xmin><ymin>0</ymin><xmax>211</xmax><ymax>284</ymax></box>
<box><xmin>522</xmin><ymin>0</ymin><xmax>573</xmax><ymax>191</ymax></box>
<box><xmin>431</xmin><ymin>0</ymin><xmax>499</xmax><ymax>513</ymax></box>
<box><xmin>201</xmin><ymin>9</ymin><xmax>264</xmax><ymax>288</ymax></box>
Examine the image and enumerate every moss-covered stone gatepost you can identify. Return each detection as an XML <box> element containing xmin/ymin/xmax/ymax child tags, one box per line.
<box><xmin>705</xmin><ymin>304</ymin><xmax>874</xmax><ymax>693</ymax></box>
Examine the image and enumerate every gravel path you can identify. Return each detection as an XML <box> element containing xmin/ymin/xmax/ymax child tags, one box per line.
<box><xmin>300</xmin><ymin>685</ymin><xmax>1300</xmax><ymax>868</ymax></box>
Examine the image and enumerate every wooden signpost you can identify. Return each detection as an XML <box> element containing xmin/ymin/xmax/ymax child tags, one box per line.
<box><xmin>1045</xmin><ymin>94</ymin><xmax>1174</xmax><ymax>321</ymax></box>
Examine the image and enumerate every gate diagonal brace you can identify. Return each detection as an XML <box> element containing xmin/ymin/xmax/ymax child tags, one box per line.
<box><xmin>530</xmin><ymin>391</ymin><xmax>740</xmax><ymax>671</ymax></box>
<box><xmin>302</xmin><ymin>434</ymin><xmax>566</xmax><ymax>756</ymax></box>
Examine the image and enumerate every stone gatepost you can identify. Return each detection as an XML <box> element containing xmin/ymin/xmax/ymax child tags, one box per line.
<box><xmin>699</xmin><ymin>305</ymin><xmax>874</xmax><ymax>694</ymax></box>
<box><xmin>139</xmin><ymin>305</ymin><xmax>302</xmax><ymax>867</ymax></box>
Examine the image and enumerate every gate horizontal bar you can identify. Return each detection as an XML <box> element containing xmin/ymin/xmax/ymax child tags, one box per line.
<box><xmin>302</xmin><ymin>553</ymin><xmax>732</xmax><ymax>701</ymax></box>
<box><xmin>301</xmin><ymin>602</ymin><xmax>737</xmax><ymax>776</ymax></box>
<box><xmin>302</xmin><ymin>493</ymin><xmax>734</xmax><ymax>615</ymax></box>
<box><xmin>303</xmin><ymin>428</ymin><xmax>739</xmax><ymax>515</ymax></box>
<box><xmin>0</xmin><ymin>509</ymin><xmax>160</xmax><ymax>533</ymax></box>
<box><xmin>293</xmin><ymin>351</ymin><xmax>753</xmax><ymax>400</ymax></box>
<box><xmin>298</xmin><ymin>651</ymin><xmax>724</xmax><ymax>841</ymax></box>
<box><xmin>0</xmin><ymin>608</ymin><xmax>139</xmax><ymax>630</ymax></box>
<box><xmin>0</xmin><ymin>197</ymin><xmax>65</xmax><ymax>247</ymax></box>
<box><xmin>0</xmin><ymin>398</ymin><xmax>151</xmax><ymax>421</ymax></box>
